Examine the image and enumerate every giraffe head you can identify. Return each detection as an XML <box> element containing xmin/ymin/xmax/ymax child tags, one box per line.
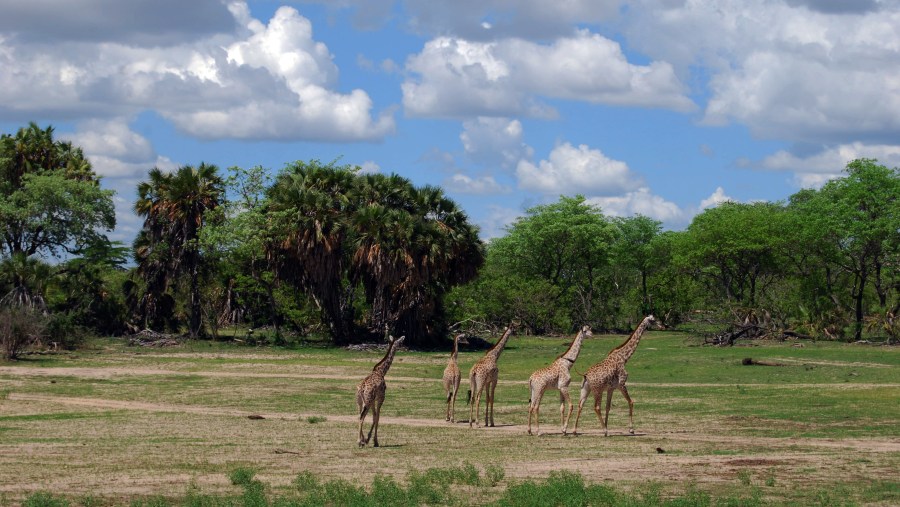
<box><xmin>644</xmin><ymin>315</ymin><xmax>663</xmax><ymax>329</ymax></box>
<box><xmin>389</xmin><ymin>335</ymin><xmax>406</xmax><ymax>346</ymax></box>
<box><xmin>581</xmin><ymin>325</ymin><xmax>593</xmax><ymax>338</ymax></box>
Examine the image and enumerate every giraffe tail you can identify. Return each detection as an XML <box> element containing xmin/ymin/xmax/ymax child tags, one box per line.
<box><xmin>446</xmin><ymin>391</ymin><xmax>453</xmax><ymax>402</ymax></box>
<box><xmin>527</xmin><ymin>379</ymin><xmax>532</xmax><ymax>404</ymax></box>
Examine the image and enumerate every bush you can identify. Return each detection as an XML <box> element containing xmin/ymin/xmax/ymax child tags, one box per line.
<box><xmin>23</xmin><ymin>492</ymin><xmax>70</xmax><ymax>507</ymax></box>
<box><xmin>45</xmin><ymin>313</ymin><xmax>87</xmax><ymax>350</ymax></box>
<box><xmin>1</xmin><ymin>306</ymin><xmax>46</xmax><ymax>360</ymax></box>
<box><xmin>228</xmin><ymin>467</ymin><xmax>257</xmax><ymax>486</ymax></box>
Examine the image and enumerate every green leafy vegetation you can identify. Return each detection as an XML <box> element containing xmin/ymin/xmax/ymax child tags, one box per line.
<box><xmin>21</xmin><ymin>467</ymin><xmax>897</xmax><ymax>506</ymax></box>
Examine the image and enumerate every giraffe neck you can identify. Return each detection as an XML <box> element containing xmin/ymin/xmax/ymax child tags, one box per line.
<box><xmin>486</xmin><ymin>326</ymin><xmax>513</xmax><ymax>362</ymax></box>
<box><xmin>610</xmin><ymin>317</ymin><xmax>651</xmax><ymax>364</ymax></box>
<box><xmin>372</xmin><ymin>340</ymin><xmax>399</xmax><ymax>376</ymax></box>
<box><xmin>560</xmin><ymin>328</ymin><xmax>586</xmax><ymax>363</ymax></box>
<box><xmin>450</xmin><ymin>334</ymin><xmax>460</xmax><ymax>361</ymax></box>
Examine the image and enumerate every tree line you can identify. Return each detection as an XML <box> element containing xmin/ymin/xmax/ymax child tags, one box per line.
<box><xmin>1</xmin><ymin>123</ymin><xmax>898</xmax><ymax>356</ymax></box>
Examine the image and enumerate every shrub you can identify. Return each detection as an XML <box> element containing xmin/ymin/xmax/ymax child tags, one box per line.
<box><xmin>23</xmin><ymin>492</ymin><xmax>70</xmax><ymax>507</ymax></box>
<box><xmin>484</xmin><ymin>464</ymin><xmax>505</xmax><ymax>487</ymax></box>
<box><xmin>1</xmin><ymin>306</ymin><xmax>46</xmax><ymax>360</ymax></box>
<box><xmin>228</xmin><ymin>467</ymin><xmax>257</xmax><ymax>486</ymax></box>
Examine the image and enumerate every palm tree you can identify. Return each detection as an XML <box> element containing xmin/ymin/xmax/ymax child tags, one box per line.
<box><xmin>267</xmin><ymin>161</ymin><xmax>485</xmax><ymax>345</ymax></box>
<box><xmin>0</xmin><ymin>253</ymin><xmax>52</xmax><ymax>312</ymax></box>
<box><xmin>133</xmin><ymin>164</ymin><xmax>224</xmax><ymax>338</ymax></box>
<box><xmin>267</xmin><ymin>161</ymin><xmax>357</xmax><ymax>343</ymax></box>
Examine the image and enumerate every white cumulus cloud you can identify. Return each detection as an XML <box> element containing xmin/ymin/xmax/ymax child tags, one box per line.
<box><xmin>403</xmin><ymin>31</ymin><xmax>694</xmax><ymax>118</ymax></box>
<box><xmin>622</xmin><ymin>0</ymin><xmax>900</xmax><ymax>144</ymax></box>
<box><xmin>444</xmin><ymin>174</ymin><xmax>511</xmax><ymax>194</ymax></box>
<box><xmin>700</xmin><ymin>187</ymin><xmax>734</xmax><ymax>209</ymax></box>
<box><xmin>460</xmin><ymin>117</ymin><xmax>533</xmax><ymax>169</ymax></box>
<box><xmin>516</xmin><ymin>142</ymin><xmax>642</xmax><ymax>196</ymax></box>
<box><xmin>0</xmin><ymin>3</ymin><xmax>394</xmax><ymax>142</ymax></box>
<box><xmin>760</xmin><ymin>143</ymin><xmax>900</xmax><ymax>188</ymax></box>
<box><xmin>586</xmin><ymin>187</ymin><xmax>684</xmax><ymax>222</ymax></box>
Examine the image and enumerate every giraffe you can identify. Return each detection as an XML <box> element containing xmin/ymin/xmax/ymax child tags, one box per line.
<box><xmin>442</xmin><ymin>333</ymin><xmax>465</xmax><ymax>423</ymax></box>
<box><xmin>468</xmin><ymin>325</ymin><xmax>515</xmax><ymax>428</ymax></box>
<box><xmin>527</xmin><ymin>325</ymin><xmax>592</xmax><ymax>436</ymax></box>
<box><xmin>571</xmin><ymin>315</ymin><xmax>657</xmax><ymax>436</ymax></box>
<box><xmin>356</xmin><ymin>335</ymin><xmax>405</xmax><ymax>447</ymax></box>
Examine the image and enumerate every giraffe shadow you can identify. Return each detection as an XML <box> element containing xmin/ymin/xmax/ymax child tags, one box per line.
<box><xmin>375</xmin><ymin>444</ymin><xmax>405</xmax><ymax>448</ymax></box>
<box><xmin>571</xmin><ymin>432</ymin><xmax>648</xmax><ymax>437</ymax></box>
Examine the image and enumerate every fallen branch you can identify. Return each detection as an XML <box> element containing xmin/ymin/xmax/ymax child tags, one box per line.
<box><xmin>741</xmin><ymin>357</ymin><xmax>787</xmax><ymax>366</ymax></box>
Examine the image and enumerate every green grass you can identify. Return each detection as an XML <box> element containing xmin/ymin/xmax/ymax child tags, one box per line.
<box><xmin>20</xmin><ymin>467</ymin><xmax>899</xmax><ymax>506</ymax></box>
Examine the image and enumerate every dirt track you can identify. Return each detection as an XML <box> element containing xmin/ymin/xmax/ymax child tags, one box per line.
<box><xmin>7</xmin><ymin>392</ymin><xmax>898</xmax><ymax>454</ymax></box>
<box><xmin>3</xmin><ymin>366</ymin><xmax>897</xmax><ymax>389</ymax></box>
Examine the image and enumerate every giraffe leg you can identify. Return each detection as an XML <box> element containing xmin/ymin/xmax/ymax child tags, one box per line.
<box><xmin>527</xmin><ymin>385</ymin><xmax>534</xmax><ymax>435</ymax></box>
<box><xmin>487</xmin><ymin>377</ymin><xmax>498</xmax><ymax>427</ymax></box>
<box><xmin>371</xmin><ymin>400</ymin><xmax>383</xmax><ymax>447</ymax></box>
<box><xmin>620</xmin><ymin>385</ymin><xmax>635</xmax><ymax>434</ymax></box>
<box><xmin>358</xmin><ymin>405</ymin><xmax>370</xmax><ymax>447</ymax></box>
<box><xmin>484</xmin><ymin>381</ymin><xmax>492</xmax><ymax>427</ymax></box>
<box><xmin>592</xmin><ymin>390</ymin><xmax>608</xmax><ymax>436</ymax></box>
<box><xmin>528</xmin><ymin>384</ymin><xmax>541</xmax><ymax>435</ymax></box>
<box><xmin>560</xmin><ymin>388</ymin><xmax>573</xmax><ymax>435</ymax></box>
<box><xmin>450</xmin><ymin>383</ymin><xmax>459</xmax><ymax>423</ymax></box>
<box><xmin>471</xmin><ymin>384</ymin><xmax>482</xmax><ymax>428</ymax></box>
<box><xmin>571</xmin><ymin>380</ymin><xmax>590</xmax><ymax>435</ymax></box>
<box><xmin>603</xmin><ymin>388</ymin><xmax>614</xmax><ymax>437</ymax></box>
<box><xmin>469</xmin><ymin>379</ymin><xmax>477</xmax><ymax>427</ymax></box>
<box><xmin>445</xmin><ymin>387</ymin><xmax>452</xmax><ymax>422</ymax></box>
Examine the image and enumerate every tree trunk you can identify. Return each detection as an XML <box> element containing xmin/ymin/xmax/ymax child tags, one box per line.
<box><xmin>189</xmin><ymin>254</ymin><xmax>202</xmax><ymax>339</ymax></box>
<box><xmin>854</xmin><ymin>266</ymin><xmax>867</xmax><ymax>341</ymax></box>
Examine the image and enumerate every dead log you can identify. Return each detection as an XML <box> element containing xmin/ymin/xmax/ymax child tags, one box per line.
<box><xmin>741</xmin><ymin>357</ymin><xmax>787</xmax><ymax>366</ymax></box>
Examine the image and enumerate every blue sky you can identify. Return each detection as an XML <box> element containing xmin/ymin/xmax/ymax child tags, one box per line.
<box><xmin>2</xmin><ymin>0</ymin><xmax>899</xmax><ymax>245</ymax></box>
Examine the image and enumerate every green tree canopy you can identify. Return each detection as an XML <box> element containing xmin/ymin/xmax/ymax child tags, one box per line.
<box><xmin>789</xmin><ymin>159</ymin><xmax>900</xmax><ymax>340</ymax></box>
<box><xmin>488</xmin><ymin>196</ymin><xmax>617</xmax><ymax>331</ymax></box>
<box><xmin>133</xmin><ymin>163</ymin><xmax>224</xmax><ymax>338</ymax></box>
<box><xmin>266</xmin><ymin>160</ymin><xmax>484</xmax><ymax>345</ymax></box>
<box><xmin>0</xmin><ymin>123</ymin><xmax>114</xmax><ymax>258</ymax></box>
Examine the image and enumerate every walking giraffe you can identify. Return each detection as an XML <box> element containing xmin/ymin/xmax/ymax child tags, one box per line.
<box><xmin>356</xmin><ymin>335</ymin><xmax>405</xmax><ymax>447</ymax></box>
<box><xmin>442</xmin><ymin>333</ymin><xmax>465</xmax><ymax>422</ymax></box>
<box><xmin>572</xmin><ymin>315</ymin><xmax>657</xmax><ymax>436</ymax></box>
<box><xmin>527</xmin><ymin>325</ymin><xmax>592</xmax><ymax>435</ymax></box>
<box><xmin>468</xmin><ymin>325</ymin><xmax>515</xmax><ymax>428</ymax></box>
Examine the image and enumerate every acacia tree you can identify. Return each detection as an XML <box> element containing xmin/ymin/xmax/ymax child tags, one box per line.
<box><xmin>0</xmin><ymin>123</ymin><xmax>114</xmax><ymax>259</ymax></box>
<box><xmin>266</xmin><ymin>161</ymin><xmax>484</xmax><ymax>345</ymax></box>
<box><xmin>790</xmin><ymin>159</ymin><xmax>900</xmax><ymax>340</ymax></box>
<box><xmin>133</xmin><ymin>164</ymin><xmax>224</xmax><ymax>338</ymax></box>
<box><xmin>488</xmin><ymin>196</ymin><xmax>617</xmax><ymax>331</ymax></box>
<box><xmin>612</xmin><ymin>215</ymin><xmax>663</xmax><ymax>316</ymax></box>
<box><xmin>676</xmin><ymin>202</ymin><xmax>785</xmax><ymax>308</ymax></box>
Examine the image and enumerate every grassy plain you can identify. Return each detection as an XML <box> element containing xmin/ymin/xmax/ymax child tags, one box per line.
<box><xmin>0</xmin><ymin>331</ymin><xmax>897</xmax><ymax>505</ymax></box>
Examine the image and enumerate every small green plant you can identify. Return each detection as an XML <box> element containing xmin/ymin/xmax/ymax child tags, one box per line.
<box><xmin>737</xmin><ymin>469</ymin><xmax>752</xmax><ymax>486</ymax></box>
<box><xmin>229</xmin><ymin>467</ymin><xmax>257</xmax><ymax>486</ymax></box>
<box><xmin>484</xmin><ymin>464</ymin><xmax>505</xmax><ymax>487</ymax></box>
<box><xmin>294</xmin><ymin>470</ymin><xmax>320</xmax><ymax>492</ymax></box>
<box><xmin>23</xmin><ymin>492</ymin><xmax>70</xmax><ymax>507</ymax></box>
<box><xmin>128</xmin><ymin>496</ymin><xmax>170</xmax><ymax>507</ymax></box>
<box><xmin>305</xmin><ymin>415</ymin><xmax>327</xmax><ymax>424</ymax></box>
<box><xmin>458</xmin><ymin>461</ymin><xmax>481</xmax><ymax>486</ymax></box>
